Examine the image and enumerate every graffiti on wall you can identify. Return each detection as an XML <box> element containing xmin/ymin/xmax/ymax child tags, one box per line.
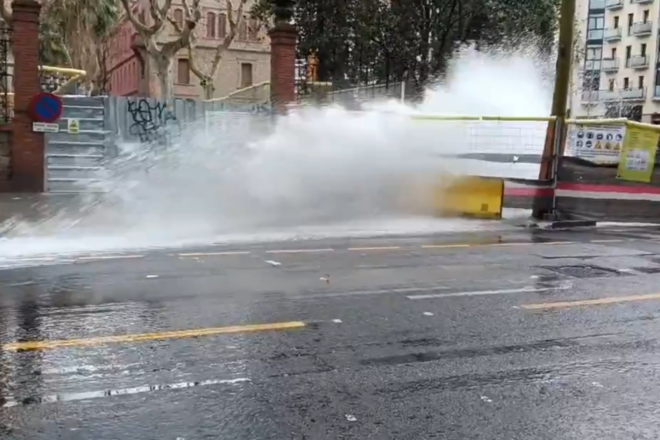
<box><xmin>127</xmin><ymin>98</ymin><xmax>177</xmax><ymax>143</ymax></box>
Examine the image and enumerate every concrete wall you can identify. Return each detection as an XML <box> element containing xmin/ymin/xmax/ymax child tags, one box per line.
<box><xmin>555</xmin><ymin>156</ymin><xmax>660</xmax><ymax>222</ymax></box>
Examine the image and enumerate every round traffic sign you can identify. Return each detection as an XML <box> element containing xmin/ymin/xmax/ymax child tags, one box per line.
<box><xmin>28</xmin><ymin>92</ymin><xmax>63</xmax><ymax>123</ymax></box>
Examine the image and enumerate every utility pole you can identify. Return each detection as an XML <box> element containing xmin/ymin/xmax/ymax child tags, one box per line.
<box><xmin>533</xmin><ymin>0</ymin><xmax>576</xmax><ymax>219</ymax></box>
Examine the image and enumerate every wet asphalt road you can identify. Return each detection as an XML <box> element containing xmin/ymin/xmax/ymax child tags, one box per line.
<box><xmin>4</xmin><ymin>225</ymin><xmax>660</xmax><ymax>438</ymax></box>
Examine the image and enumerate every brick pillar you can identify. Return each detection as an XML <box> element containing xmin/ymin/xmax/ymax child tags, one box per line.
<box><xmin>11</xmin><ymin>0</ymin><xmax>44</xmax><ymax>192</ymax></box>
<box><xmin>269</xmin><ymin>23</ymin><xmax>297</xmax><ymax>113</ymax></box>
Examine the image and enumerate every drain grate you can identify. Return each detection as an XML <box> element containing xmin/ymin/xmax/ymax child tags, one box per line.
<box><xmin>542</xmin><ymin>265</ymin><xmax>622</xmax><ymax>279</ymax></box>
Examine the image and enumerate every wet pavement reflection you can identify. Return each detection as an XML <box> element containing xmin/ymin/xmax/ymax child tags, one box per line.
<box><xmin>2</xmin><ymin>228</ymin><xmax>660</xmax><ymax>438</ymax></box>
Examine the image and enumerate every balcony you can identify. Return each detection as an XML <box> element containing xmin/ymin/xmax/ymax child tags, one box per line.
<box><xmin>632</xmin><ymin>0</ymin><xmax>653</xmax><ymax>4</ymax></box>
<box><xmin>600</xmin><ymin>87</ymin><xmax>646</xmax><ymax>101</ymax></box>
<box><xmin>590</xmin><ymin>0</ymin><xmax>606</xmax><ymax>7</ymax></box>
<box><xmin>655</xmin><ymin>85</ymin><xmax>660</xmax><ymax>98</ymax></box>
<box><xmin>587</xmin><ymin>29</ymin><xmax>604</xmax><ymax>40</ymax></box>
<box><xmin>605</xmin><ymin>0</ymin><xmax>623</xmax><ymax>8</ymax></box>
<box><xmin>631</xmin><ymin>21</ymin><xmax>653</xmax><ymax>36</ymax></box>
<box><xmin>604</xmin><ymin>27</ymin><xmax>622</xmax><ymax>41</ymax></box>
<box><xmin>627</xmin><ymin>55</ymin><xmax>649</xmax><ymax>68</ymax></box>
<box><xmin>581</xmin><ymin>91</ymin><xmax>600</xmax><ymax>103</ymax></box>
<box><xmin>601</xmin><ymin>58</ymin><xmax>619</xmax><ymax>72</ymax></box>
<box><xmin>585</xmin><ymin>60</ymin><xmax>602</xmax><ymax>70</ymax></box>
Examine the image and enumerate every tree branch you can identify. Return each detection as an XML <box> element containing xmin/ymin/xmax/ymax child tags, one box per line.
<box><xmin>0</xmin><ymin>1</ymin><xmax>10</xmax><ymax>24</ymax></box>
<box><xmin>161</xmin><ymin>0</ymin><xmax>201</xmax><ymax>57</ymax></box>
<box><xmin>119</xmin><ymin>0</ymin><xmax>155</xmax><ymax>35</ymax></box>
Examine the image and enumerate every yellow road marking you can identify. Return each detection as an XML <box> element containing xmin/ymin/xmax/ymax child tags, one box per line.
<box><xmin>521</xmin><ymin>293</ymin><xmax>660</xmax><ymax>310</ymax></box>
<box><xmin>490</xmin><ymin>242</ymin><xmax>533</xmax><ymax>247</ymax></box>
<box><xmin>177</xmin><ymin>251</ymin><xmax>251</xmax><ymax>257</ymax></box>
<box><xmin>2</xmin><ymin>321</ymin><xmax>306</xmax><ymax>352</ymax></box>
<box><xmin>265</xmin><ymin>248</ymin><xmax>334</xmax><ymax>254</ymax></box>
<box><xmin>347</xmin><ymin>246</ymin><xmax>401</xmax><ymax>251</ymax></box>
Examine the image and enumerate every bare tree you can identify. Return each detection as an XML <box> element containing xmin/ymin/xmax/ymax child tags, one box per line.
<box><xmin>120</xmin><ymin>0</ymin><xmax>201</xmax><ymax>98</ymax></box>
<box><xmin>172</xmin><ymin>0</ymin><xmax>249</xmax><ymax>99</ymax></box>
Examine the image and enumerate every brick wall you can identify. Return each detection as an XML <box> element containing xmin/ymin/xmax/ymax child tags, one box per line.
<box><xmin>6</xmin><ymin>0</ymin><xmax>44</xmax><ymax>192</ymax></box>
<box><xmin>269</xmin><ymin>23</ymin><xmax>296</xmax><ymax>112</ymax></box>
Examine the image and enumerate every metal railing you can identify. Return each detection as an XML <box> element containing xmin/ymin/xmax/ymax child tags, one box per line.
<box><xmin>631</xmin><ymin>21</ymin><xmax>653</xmax><ymax>36</ymax></box>
<box><xmin>627</xmin><ymin>55</ymin><xmax>649</xmax><ymax>68</ymax></box>
<box><xmin>604</xmin><ymin>27</ymin><xmax>622</xmax><ymax>41</ymax></box>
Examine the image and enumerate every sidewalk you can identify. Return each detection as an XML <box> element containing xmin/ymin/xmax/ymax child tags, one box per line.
<box><xmin>0</xmin><ymin>193</ymin><xmax>85</xmax><ymax>234</ymax></box>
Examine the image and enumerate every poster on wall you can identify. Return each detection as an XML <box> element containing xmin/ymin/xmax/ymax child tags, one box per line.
<box><xmin>617</xmin><ymin>124</ymin><xmax>659</xmax><ymax>183</ymax></box>
<box><xmin>565</xmin><ymin>123</ymin><xmax>626</xmax><ymax>164</ymax></box>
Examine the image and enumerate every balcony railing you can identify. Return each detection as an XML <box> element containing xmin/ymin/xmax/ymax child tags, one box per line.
<box><xmin>604</xmin><ymin>27</ymin><xmax>622</xmax><ymax>41</ymax></box>
<box><xmin>600</xmin><ymin>87</ymin><xmax>646</xmax><ymax>101</ymax></box>
<box><xmin>627</xmin><ymin>55</ymin><xmax>649</xmax><ymax>68</ymax></box>
<box><xmin>655</xmin><ymin>85</ymin><xmax>660</xmax><ymax>98</ymax></box>
<box><xmin>585</xmin><ymin>60</ymin><xmax>602</xmax><ymax>70</ymax></box>
<box><xmin>631</xmin><ymin>0</ymin><xmax>653</xmax><ymax>4</ymax></box>
<box><xmin>631</xmin><ymin>21</ymin><xmax>653</xmax><ymax>36</ymax></box>
<box><xmin>605</xmin><ymin>0</ymin><xmax>623</xmax><ymax>8</ymax></box>
<box><xmin>601</xmin><ymin>58</ymin><xmax>619</xmax><ymax>72</ymax></box>
<box><xmin>587</xmin><ymin>29</ymin><xmax>604</xmax><ymax>40</ymax></box>
<box><xmin>581</xmin><ymin>91</ymin><xmax>600</xmax><ymax>103</ymax></box>
<box><xmin>590</xmin><ymin>0</ymin><xmax>606</xmax><ymax>7</ymax></box>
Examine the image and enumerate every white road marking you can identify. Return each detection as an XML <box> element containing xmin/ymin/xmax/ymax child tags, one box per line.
<box><xmin>145</xmin><ymin>275</ymin><xmax>159</xmax><ymax>279</ymax></box>
<box><xmin>265</xmin><ymin>248</ymin><xmax>334</xmax><ymax>254</ymax></box>
<box><xmin>407</xmin><ymin>285</ymin><xmax>570</xmax><ymax>300</ymax></box>
<box><xmin>177</xmin><ymin>251</ymin><xmax>251</xmax><ymax>257</ymax></box>
<box><xmin>423</xmin><ymin>312</ymin><xmax>434</xmax><ymax>316</ymax></box>
<box><xmin>77</xmin><ymin>255</ymin><xmax>144</xmax><ymax>261</ymax></box>
<box><xmin>265</xmin><ymin>260</ymin><xmax>282</xmax><ymax>267</ymax></box>
<box><xmin>291</xmin><ymin>285</ymin><xmax>451</xmax><ymax>300</ymax></box>
<box><xmin>347</xmin><ymin>246</ymin><xmax>401</xmax><ymax>251</ymax></box>
<box><xmin>0</xmin><ymin>377</ymin><xmax>250</xmax><ymax>407</ymax></box>
<box><xmin>332</xmin><ymin>319</ymin><xmax>342</xmax><ymax>323</ymax></box>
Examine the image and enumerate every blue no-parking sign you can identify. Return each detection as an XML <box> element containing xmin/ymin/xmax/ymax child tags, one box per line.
<box><xmin>29</xmin><ymin>92</ymin><xmax>63</xmax><ymax>123</ymax></box>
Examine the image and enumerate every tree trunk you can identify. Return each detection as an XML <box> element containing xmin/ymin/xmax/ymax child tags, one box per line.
<box><xmin>203</xmin><ymin>83</ymin><xmax>215</xmax><ymax>100</ymax></box>
<box><xmin>154</xmin><ymin>56</ymin><xmax>174</xmax><ymax>99</ymax></box>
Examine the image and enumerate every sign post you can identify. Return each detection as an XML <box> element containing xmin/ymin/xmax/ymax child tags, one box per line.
<box><xmin>28</xmin><ymin>92</ymin><xmax>63</xmax><ymax>132</ymax></box>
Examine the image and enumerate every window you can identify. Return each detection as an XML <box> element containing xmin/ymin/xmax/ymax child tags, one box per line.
<box><xmin>207</xmin><ymin>12</ymin><xmax>216</xmax><ymax>38</ymax></box>
<box><xmin>641</xmin><ymin>43</ymin><xmax>647</xmax><ymax>57</ymax></box>
<box><xmin>238</xmin><ymin>18</ymin><xmax>247</xmax><ymax>40</ymax></box>
<box><xmin>639</xmin><ymin>75</ymin><xmax>645</xmax><ymax>89</ymax></box>
<box><xmin>218</xmin><ymin>13</ymin><xmax>227</xmax><ymax>38</ymax></box>
<box><xmin>586</xmin><ymin>46</ymin><xmax>602</xmax><ymax>60</ymax></box>
<box><xmin>174</xmin><ymin>9</ymin><xmax>184</xmax><ymax>29</ymax></box>
<box><xmin>623</xmin><ymin>77</ymin><xmax>630</xmax><ymax>89</ymax></box>
<box><xmin>628</xmin><ymin>13</ymin><xmax>633</xmax><ymax>31</ymax></box>
<box><xmin>613</xmin><ymin>16</ymin><xmax>619</xmax><ymax>28</ymax></box>
<box><xmin>177</xmin><ymin>58</ymin><xmax>190</xmax><ymax>84</ymax></box>
<box><xmin>626</xmin><ymin>45</ymin><xmax>631</xmax><ymax>59</ymax></box>
<box><xmin>240</xmin><ymin>63</ymin><xmax>253</xmax><ymax>88</ymax></box>
<box><xmin>588</xmin><ymin>15</ymin><xmax>604</xmax><ymax>29</ymax></box>
<box><xmin>609</xmin><ymin>79</ymin><xmax>615</xmax><ymax>91</ymax></box>
<box><xmin>611</xmin><ymin>47</ymin><xmax>617</xmax><ymax>58</ymax></box>
<box><xmin>643</xmin><ymin>10</ymin><xmax>649</xmax><ymax>23</ymax></box>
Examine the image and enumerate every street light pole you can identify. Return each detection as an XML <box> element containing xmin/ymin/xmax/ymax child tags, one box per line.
<box><xmin>533</xmin><ymin>0</ymin><xmax>576</xmax><ymax>219</ymax></box>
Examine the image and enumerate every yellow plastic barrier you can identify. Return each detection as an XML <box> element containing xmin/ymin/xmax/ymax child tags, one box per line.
<box><xmin>433</xmin><ymin>176</ymin><xmax>504</xmax><ymax>219</ymax></box>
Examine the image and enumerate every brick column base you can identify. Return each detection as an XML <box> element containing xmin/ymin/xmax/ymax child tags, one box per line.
<box><xmin>269</xmin><ymin>23</ymin><xmax>297</xmax><ymax>113</ymax></box>
<box><xmin>9</xmin><ymin>0</ymin><xmax>44</xmax><ymax>192</ymax></box>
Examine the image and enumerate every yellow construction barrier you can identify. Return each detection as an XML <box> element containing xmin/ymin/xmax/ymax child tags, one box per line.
<box><xmin>433</xmin><ymin>176</ymin><xmax>504</xmax><ymax>219</ymax></box>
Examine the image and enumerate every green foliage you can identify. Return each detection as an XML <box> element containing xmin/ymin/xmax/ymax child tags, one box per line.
<box><xmin>254</xmin><ymin>0</ymin><xmax>560</xmax><ymax>91</ymax></box>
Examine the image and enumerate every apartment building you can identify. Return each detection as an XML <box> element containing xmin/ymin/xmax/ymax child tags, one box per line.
<box><xmin>570</xmin><ymin>0</ymin><xmax>660</xmax><ymax>122</ymax></box>
<box><xmin>106</xmin><ymin>0</ymin><xmax>270</xmax><ymax>99</ymax></box>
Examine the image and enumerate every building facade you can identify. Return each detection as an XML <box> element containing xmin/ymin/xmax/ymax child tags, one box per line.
<box><xmin>106</xmin><ymin>0</ymin><xmax>270</xmax><ymax>99</ymax></box>
<box><xmin>570</xmin><ymin>0</ymin><xmax>660</xmax><ymax>122</ymax></box>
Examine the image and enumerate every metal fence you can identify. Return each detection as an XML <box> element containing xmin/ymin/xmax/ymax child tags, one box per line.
<box><xmin>45</xmin><ymin>95</ymin><xmax>273</xmax><ymax>193</ymax></box>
